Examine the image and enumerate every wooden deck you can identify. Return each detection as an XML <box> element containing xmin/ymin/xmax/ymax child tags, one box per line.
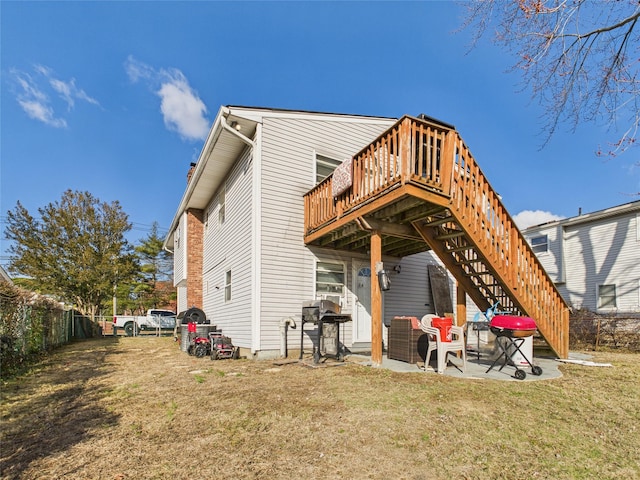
<box><xmin>303</xmin><ymin>115</ymin><xmax>569</xmax><ymax>359</ymax></box>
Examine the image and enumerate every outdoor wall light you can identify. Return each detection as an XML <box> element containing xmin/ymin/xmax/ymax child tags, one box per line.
<box><xmin>393</xmin><ymin>265</ymin><xmax>401</xmax><ymax>274</ymax></box>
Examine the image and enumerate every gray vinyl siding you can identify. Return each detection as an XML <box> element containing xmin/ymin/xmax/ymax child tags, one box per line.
<box><xmin>382</xmin><ymin>251</ymin><xmax>447</xmax><ymax>325</ymax></box>
<box><xmin>563</xmin><ymin>212</ymin><xmax>639</xmax><ymax>312</ymax></box>
<box><xmin>258</xmin><ymin>116</ymin><xmax>395</xmax><ymax>352</ymax></box>
<box><xmin>202</xmin><ymin>148</ymin><xmax>253</xmax><ymax>347</ymax></box>
<box><xmin>525</xmin><ymin>225</ymin><xmax>563</xmax><ymax>283</ymax></box>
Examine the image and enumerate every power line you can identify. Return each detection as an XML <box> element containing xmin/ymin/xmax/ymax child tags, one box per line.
<box><xmin>0</xmin><ymin>216</ymin><xmax>168</xmax><ymax>234</ymax></box>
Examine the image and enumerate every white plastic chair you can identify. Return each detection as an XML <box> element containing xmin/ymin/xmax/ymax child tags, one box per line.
<box><xmin>420</xmin><ymin>314</ymin><xmax>466</xmax><ymax>374</ymax></box>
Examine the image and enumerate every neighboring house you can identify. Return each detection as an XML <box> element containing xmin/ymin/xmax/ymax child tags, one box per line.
<box><xmin>522</xmin><ymin>201</ymin><xmax>640</xmax><ymax>315</ymax></box>
<box><xmin>164</xmin><ymin>106</ymin><xmax>453</xmax><ymax>359</ymax></box>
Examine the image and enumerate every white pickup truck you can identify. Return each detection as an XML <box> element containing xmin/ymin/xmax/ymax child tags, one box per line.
<box><xmin>112</xmin><ymin>309</ymin><xmax>176</xmax><ymax>336</ymax></box>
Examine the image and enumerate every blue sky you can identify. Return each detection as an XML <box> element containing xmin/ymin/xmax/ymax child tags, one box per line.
<box><xmin>2</xmin><ymin>1</ymin><xmax>638</xmax><ymax>269</ymax></box>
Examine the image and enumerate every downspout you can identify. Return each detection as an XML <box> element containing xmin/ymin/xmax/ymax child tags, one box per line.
<box><xmin>221</xmin><ymin>108</ymin><xmax>262</xmax><ymax>355</ymax></box>
<box><xmin>250</xmin><ymin>124</ymin><xmax>263</xmax><ymax>356</ymax></box>
<box><xmin>279</xmin><ymin>317</ymin><xmax>297</xmax><ymax>358</ymax></box>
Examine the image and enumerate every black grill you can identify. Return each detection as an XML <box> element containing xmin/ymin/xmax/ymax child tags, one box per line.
<box><xmin>299</xmin><ymin>300</ymin><xmax>351</xmax><ymax>363</ymax></box>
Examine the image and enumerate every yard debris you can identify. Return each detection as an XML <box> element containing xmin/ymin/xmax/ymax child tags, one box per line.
<box><xmin>557</xmin><ymin>359</ymin><xmax>613</xmax><ymax>367</ymax></box>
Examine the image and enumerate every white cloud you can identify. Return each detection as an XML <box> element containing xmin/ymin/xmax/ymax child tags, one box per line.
<box><xmin>9</xmin><ymin>65</ymin><xmax>99</xmax><ymax>127</ymax></box>
<box><xmin>124</xmin><ymin>55</ymin><xmax>154</xmax><ymax>83</ymax></box>
<box><xmin>11</xmin><ymin>68</ymin><xmax>67</xmax><ymax>128</ymax></box>
<box><xmin>50</xmin><ymin>77</ymin><xmax>100</xmax><ymax>110</ymax></box>
<box><xmin>124</xmin><ymin>56</ymin><xmax>209</xmax><ymax>141</ymax></box>
<box><xmin>157</xmin><ymin>72</ymin><xmax>209</xmax><ymax>140</ymax></box>
<box><xmin>18</xmin><ymin>99</ymin><xmax>67</xmax><ymax>128</ymax></box>
<box><xmin>513</xmin><ymin>210</ymin><xmax>565</xmax><ymax>230</ymax></box>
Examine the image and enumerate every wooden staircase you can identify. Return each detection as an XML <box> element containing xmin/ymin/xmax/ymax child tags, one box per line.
<box><xmin>304</xmin><ymin>115</ymin><xmax>570</xmax><ymax>358</ymax></box>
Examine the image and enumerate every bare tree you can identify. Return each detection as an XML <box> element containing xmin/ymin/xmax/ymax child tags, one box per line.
<box><xmin>463</xmin><ymin>0</ymin><xmax>640</xmax><ymax>158</ymax></box>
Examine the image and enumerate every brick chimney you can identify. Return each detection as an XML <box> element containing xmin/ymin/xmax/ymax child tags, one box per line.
<box><xmin>187</xmin><ymin>162</ymin><xmax>197</xmax><ymax>184</ymax></box>
<box><xmin>186</xmin><ymin>208</ymin><xmax>204</xmax><ymax>309</ymax></box>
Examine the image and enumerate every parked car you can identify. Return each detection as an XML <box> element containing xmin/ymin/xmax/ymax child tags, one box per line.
<box><xmin>113</xmin><ymin>309</ymin><xmax>176</xmax><ymax>336</ymax></box>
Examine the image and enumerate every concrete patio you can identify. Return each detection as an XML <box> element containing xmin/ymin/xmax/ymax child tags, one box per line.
<box><xmin>345</xmin><ymin>350</ymin><xmax>574</xmax><ymax>382</ymax></box>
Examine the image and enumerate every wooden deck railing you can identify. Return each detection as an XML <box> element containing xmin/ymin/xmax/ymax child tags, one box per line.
<box><xmin>304</xmin><ymin>117</ymin><xmax>451</xmax><ymax>232</ymax></box>
<box><xmin>448</xmin><ymin>133</ymin><xmax>569</xmax><ymax>357</ymax></box>
<box><xmin>303</xmin><ymin>115</ymin><xmax>569</xmax><ymax>357</ymax></box>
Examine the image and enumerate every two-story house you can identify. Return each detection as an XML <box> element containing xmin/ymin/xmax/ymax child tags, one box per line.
<box><xmin>164</xmin><ymin>106</ymin><xmax>456</xmax><ymax>359</ymax></box>
<box><xmin>165</xmin><ymin>105</ymin><xmax>570</xmax><ymax>361</ymax></box>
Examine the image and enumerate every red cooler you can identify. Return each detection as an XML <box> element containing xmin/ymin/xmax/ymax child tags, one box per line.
<box><xmin>432</xmin><ymin>317</ymin><xmax>453</xmax><ymax>342</ymax></box>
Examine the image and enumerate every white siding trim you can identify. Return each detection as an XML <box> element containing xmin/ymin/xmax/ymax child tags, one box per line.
<box><xmin>179</xmin><ymin>213</ymin><xmax>188</xmax><ymax>284</ymax></box>
<box><xmin>251</xmin><ymin>123</ymin><xmax>263</xmax><ymax>354</ymax></box>
<box><xmin>559</xmin><ymin>226</ymin><xmax>566</xmax><ymax>284</ymax></box>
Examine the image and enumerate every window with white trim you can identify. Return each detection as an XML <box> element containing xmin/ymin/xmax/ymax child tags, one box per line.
<box><xmin>316</xmin><ymin>154</ymin><xmax>342</xmax><ymax>183</ymax></box>
<box><xmin>315</xmin><ymin>261</ymin><xmax>345</xmax><ymax>297</ymax></box>
<box><xmin>530</xmin><ymin>234</ymin><xmax>548</xmax><ymax>253</ymax></box>
<box><xmin>219</xmin><ymin>185</ymin><xmax>226</xmax><ymax>225</ymax></box>
<box><xmin>598</xmin><ymin>284</ymin><xmax>616</xmax><ymax>309</ymax></box>
<box><xmin>224</xmin><ymin>270</ymin><xmax>232</xmax><ymax>302</ymax></box>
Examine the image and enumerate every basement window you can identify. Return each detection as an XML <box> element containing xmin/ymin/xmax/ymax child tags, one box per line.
<box><xmin>530</xmin><ymin>234</ymin><xmax>548</xmax><ymax>253</ymax></box>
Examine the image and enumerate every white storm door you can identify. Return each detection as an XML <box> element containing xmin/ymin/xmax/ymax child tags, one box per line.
<box><xmin>353</xmin><ymin>263</ymin><xmax>372</xmax><ymax>343</ymax></box>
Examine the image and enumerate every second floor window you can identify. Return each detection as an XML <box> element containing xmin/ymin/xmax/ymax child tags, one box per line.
<box><xmin>530</xmin><ymin>235</ymin><xmax>548</xmax><ymax>253</ymax></box>
<box><xmin>225</xmin><ymin>270</ymin><xmax>232</xmax><ymax>302</ymax></box>
<box><xmin>316</xmin><ymin>154</ymin><xmax>342</xmax><ymax>183</ymax></box>
<box><xmin>219</xmin><ymin>185</ymin><xmax>226</xmax><ymax>225</ymax></box>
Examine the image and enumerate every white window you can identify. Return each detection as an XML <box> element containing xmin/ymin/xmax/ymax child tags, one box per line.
<box><xmin>316</xmin><ymin>153</ymin><xmax>342</xmax><ymax>183</ymax></box>
<box><xmin>219</xmin><ymin>185</ymin><xmax>226</xmax><ymax>225</ymax></box>
<box><xmin>224</xmin><ymin>270</ymin><xmax>232</xmax><ymax>302</ymax></box>
<box><xmin>316</xmin><ymin>261</ymin><xmax>345</xmax><ymax>297</ymax></box>
<box><xmin>530</xmin><ymin>235</ymin><xmax>548</xmax><ymax>253</ymax></box>
<box><xmin>598</xmin><ymin>284</ymin><xmax>616</xmax><ymax>309</ymax></box>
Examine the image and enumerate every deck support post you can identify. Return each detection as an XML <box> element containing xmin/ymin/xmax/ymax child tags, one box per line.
<box><xmin>370</xmin><ymin>231</ymin><xmax>383</xmax><ymax>366</ymax></box>
<box><xmin>456</xmin><ymin>282</ymin><xmax>466</xmax><ymax>326</ymax></box>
